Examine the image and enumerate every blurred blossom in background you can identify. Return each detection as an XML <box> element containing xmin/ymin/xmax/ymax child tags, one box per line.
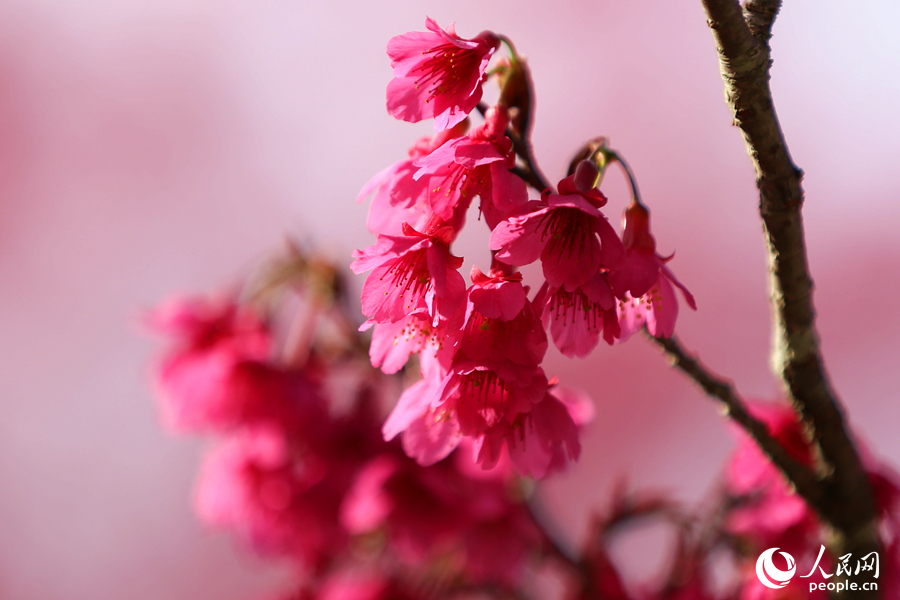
<box><xmin>1</xmin><ymin>0</ymin><xmax>898</xmax><ymax>599</ymax></box>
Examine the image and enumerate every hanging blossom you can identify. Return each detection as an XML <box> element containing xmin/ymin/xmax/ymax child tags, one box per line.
<box><xmin>490</xmin><ymin>160</ymin><xmax>625</xmax><ymax>292</ymax></box>
<box><xmin>382</xmin><ymin>267</ymin><xmax>582</xmax><ymax>478</ymax></box>
<box><xmin>386</xmin><ymin>17</ymin><xmax>499</xmax><ymax>132</ymax></box>
<box><xmin>362</xmin><ymin>297</ymin><xmax>459</xmax><ymax>375</ymax></box>
<box><xmin>351</xmin><ymin>219</ymin><xmax>466</xmax><ymax>326</ymax></box>
<box><xmin>490</xmin><ymin>160</ymin><xmax>625</xmax><ymax>357</ymax></box>
<box><xmin>357</xmin><ymin>121</ymin><xmax>469</xmax><ymax>237</ymax></box>
<box><xmin>610</xmin><ymin>201</ymin><xmax>696</xmax><ymax>341</ymax></box>
<box><xmin>534</xmin><ymin>271</ymin><xmax>620</xmax><ymax>358</ymax></box>
<box><xmin>412</xmin><ymin>106</ymin><xmax>527</xmax><ymax>231</ymax></box>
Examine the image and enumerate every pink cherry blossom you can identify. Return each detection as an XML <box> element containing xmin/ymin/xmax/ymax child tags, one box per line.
<box><xmin>612</xmin><ymin>202</ymin><xmax>696</xmax><ymax>341</ymax></box>
<box><xmin>362</xmin><ymin>304</ymin><xmax>459</xmax><ymax>375</ymax></box>
<box><xmin>357</xmin><ymin>122</ymin><xmax>469</xmax><ymax>236</ymax></box>
<box><xmin>386</xmin><ymin>18</ymin><xmax>499</xmax><ymax>131</ymax></box>
<box><xmin>412</xmin><ymin>106</ymin><xmax>527</xmax><ymax>230</ymax></box>
<box><xmin>724</xmin><ymin>402</ymin><xmax>821</xmax><ymax>557</ymax></box>
<box><xmin>490</xmin><ymin>164</ymin><xmax>625</xmax><ymax>291</ymax></box>
<box><xmin>536</xmin><ymin>272</ymin><xmax>620</xmax><ymax>358</ymax></box>
<box><xmin>382</xmin><ymin>267</ymin><xmax>559</xmax><ymax>474</ymax></box>
<box><xmin>340</xmin><ymin>449</ymin><xmax>544</xmax><ymax>586</ymax></box>
<box><xmin>147</xmin><ymin>295</ymin><xmax>279</xmax><ymax>432</ymax></box>
<box><xmin>351</xmin><ymin>221</ymin><xmax>465</xmax><ymax>325</ymax></box>
<box><xmin>615</xmin><ymin>264</ymin><xmax>695</xmax><ymax>341</ymax></box>
<box><xmin>382</xmin><ymin>374</ymin><xmax>463</xmax><ymax>466</ymax></box>
<box><xmin>475</xmin><ymin>388</ymin><xmax>581</xmax><ymax>479</ymax></box>
<box><xmin>194</xmin><ymin>426</ymin><xmax>349</xmax><ymax>570</ymax></box>
<box><xmin>458</xmin><ymin>267</ymin><xmax>547</xmax><ymax>367</ymax></box>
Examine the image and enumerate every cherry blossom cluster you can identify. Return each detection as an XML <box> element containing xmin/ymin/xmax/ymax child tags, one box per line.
<box><xmin>145</xmin><ymin>249</ymin><xmax>563</xmax><ymax>597</ymax></box>
<box><xmin>355</xmin><ymin>18</ymin><xmax>695</xmax><ymax>477</ymax></box>
<box><xmin>143</xmin><ymin>15</ymin><xmax>900</xmax><ymax>600</ymax></box>
<box><xmin>145</xmin><ymin>292</ymin><xmax>900</xmax><ymax>600</ymax></box>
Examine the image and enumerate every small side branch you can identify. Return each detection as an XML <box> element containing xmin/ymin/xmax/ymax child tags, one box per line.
<box><xmin>651</xmin><ymin>334</ymin><xmax>824</xmax><ymax>512</ymax></box>
<box><xmin>743</xmin><ymin>0</ymin><xmax>782</xmax><ymax>44</ymax></box>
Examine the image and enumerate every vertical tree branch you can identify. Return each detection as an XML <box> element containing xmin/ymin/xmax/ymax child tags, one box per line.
<box><xmin>699</xmin><ymin>0</ymin><xmax>878</xmax><ymax>566</ymax></box>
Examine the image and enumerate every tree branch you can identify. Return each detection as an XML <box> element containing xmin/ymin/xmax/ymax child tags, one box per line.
<box><xmin>743</xmin><ymin>0</ymin><xmax>781</xmax><ymax>44</ymax></box>
<box><xmin>651</xmin><ymin>334</ymin><xmax>824</xmax><ymax>511</ymax></box>
<box><xmin>699</xmin><ymin>0</ymin><xmax>877</xmax><ymax>561</ymax></box>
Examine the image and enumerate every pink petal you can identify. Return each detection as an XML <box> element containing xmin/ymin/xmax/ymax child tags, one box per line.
<box><xmin>368</xmin><ymin>312</ymin><xmax>430</xmax><ymax>374</ymax></box>
<box><xmin>452</xmin><ymin>139</ymin><xmax>503</xmax><ymax>169</ymax></box>
<box><xmin>645</xmin><ymin>275</ymin><xmax>678</xmax><ymax>338</ymax></box>
<box><xmin>661</xmin><ymin>262</ymin><xmax>697</xmax><ymax>310</ymax></box>
<box><xmin>401</xmin><ymin>410</ymin><xmax>462</xmax><ymax>466</ymax></box>
<box><xmin>489</xmin><ymin>206</ymin><xmax>549</xmax><ymax>266</ymax></box>
<box><xmin>468</xmin><ymin>278</ymin><xmax>527</xmax><ymax>321</ymax></box>
<box><xmin>386</xmin><ymin>76</ymin><xmax>431</xmax><ymax>123</ymax></box>
<box><xmin>382</xmin><ymin>379</ymin><xmax>434</xmax><ymax>441</ymax></box>
<box><xmin>339</xmin><ymin>455</ymin><xmax>399</xmax><ymax>533</ymax></box>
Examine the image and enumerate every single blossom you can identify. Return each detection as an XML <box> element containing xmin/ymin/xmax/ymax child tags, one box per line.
<box><xmin>386</xmin><ymin>18</ymin><xmax>499</xmax><ymax>131</ymax></box>
<box><xmin>475</xmin><ymin>387</ymin><xmax>581</xmax><ymax>478</ymax></box>
<box><xmin>351</xmin><ymin>221</ymin><xmax>465</xmax><ymax>326</ymax></box>
<box><xmin>612</xmin><ymin>201</ymin><xmax>696</xmax><ymax>341</ymax></box>
<box><xmin>490</xmin><ymin>161</ymin><xmax>625</xmax><ymax>291</ymax></box>
<box><xmin>458</xmin><ymin>267</ymin><xmax>547</xmax><ymax>367</ymax></box>
<box><xmin>357</xmin><ymin>122</ymin><xmax>468</xmax><ymax>236</ymax></box>
<box><xmin>535</xmin><ymin>272</ymin><xmax>620</xmax><ymax>358</ymax></box>
<box><xmin>382</xmin><ymin>373</ymin><xmax>463</xmax><ymax>466</ymax></box>
<box><xmin>412</xmin><ymin>106</ymin><xmax>527</xmax><ymax>231</ymax></box>
<box><xmin>362</xmin><ymin>302</ymin><xmax>459</xmax><ymax>375</ymax></box>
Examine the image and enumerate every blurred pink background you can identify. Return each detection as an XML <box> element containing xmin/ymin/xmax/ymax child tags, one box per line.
<box><xmin>1</xmin><ymin>0</ymin><xmax>898</xmax><ymax>598</ymax></box>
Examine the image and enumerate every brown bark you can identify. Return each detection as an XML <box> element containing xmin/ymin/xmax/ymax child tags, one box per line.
<box><xmin>695</xmin><ymin>0</ymin><xmax>879</xmax><ymax>593</ymax></box>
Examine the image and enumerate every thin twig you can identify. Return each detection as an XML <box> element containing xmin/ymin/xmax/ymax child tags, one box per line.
<box><xmin>508</xmin><ymin>133</ymin><xmax>551</xmax><ymax>192</ymax></box>
<box><xmin>476</xmin><ymin>101</ymin><xmax>550</xmax><ymax>192</ymax></box>
<box><xmin>651</xmin><ymin>333</ymin><xmax>824</xmax><ymax>511</ymax></box>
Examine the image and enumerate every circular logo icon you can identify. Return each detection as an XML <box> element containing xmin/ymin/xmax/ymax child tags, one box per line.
<box><xmin>756</xmin><ymin>548</ymin><xmax>797</xmax><ymax>589</ymax></box>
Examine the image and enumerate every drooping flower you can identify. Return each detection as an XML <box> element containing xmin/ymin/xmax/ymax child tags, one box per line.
<box><xmin>382</xmin><ymin>373</ymin><xmax>464</xmax><ymax>467</ymax></box>
<box><xmin>351</xmin><ymin>220</ymin><xmax>466</xmax><ymax>326</ymax></box>
<box><xmin>490</xmin><ymin>161</ymin><xmax>625</xmax><ymax>291</ymax></box>
<box><xmin>612</xmin><ymin>201</ymin><xmax>696</xmax><ymax>341</ymax></box>
<box><xmin>412</xmin><ymin>106</ymin><xmax>527</xmax><ymax>230</ymax></box>
<box><xmin>386</xmin><ymin>18</ymin><xmax>499</xmax><ymax>131</ymax></box>
<box><xmin>383</xmin><ymin>267</ymin><xmax>582</xmax><ymax>477</ymax></box>
<box><xmin>535</xmin><ymin>271</ymin><xmax>620</xmax><ymax>358</ymax></box>
<box><xmin>380</xmin><ymin>267</ymin><xmax>550</xmax><ymax>468</ymax></box>
<box><xmin>475</xmin><ymin>387</ymin><xmax>581</xmax><ymax>479</ymax></box>
<box><xmin>357</xmin><ymin>122</ymin><xmax>468</xmax><ymax>236</ymax></box>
